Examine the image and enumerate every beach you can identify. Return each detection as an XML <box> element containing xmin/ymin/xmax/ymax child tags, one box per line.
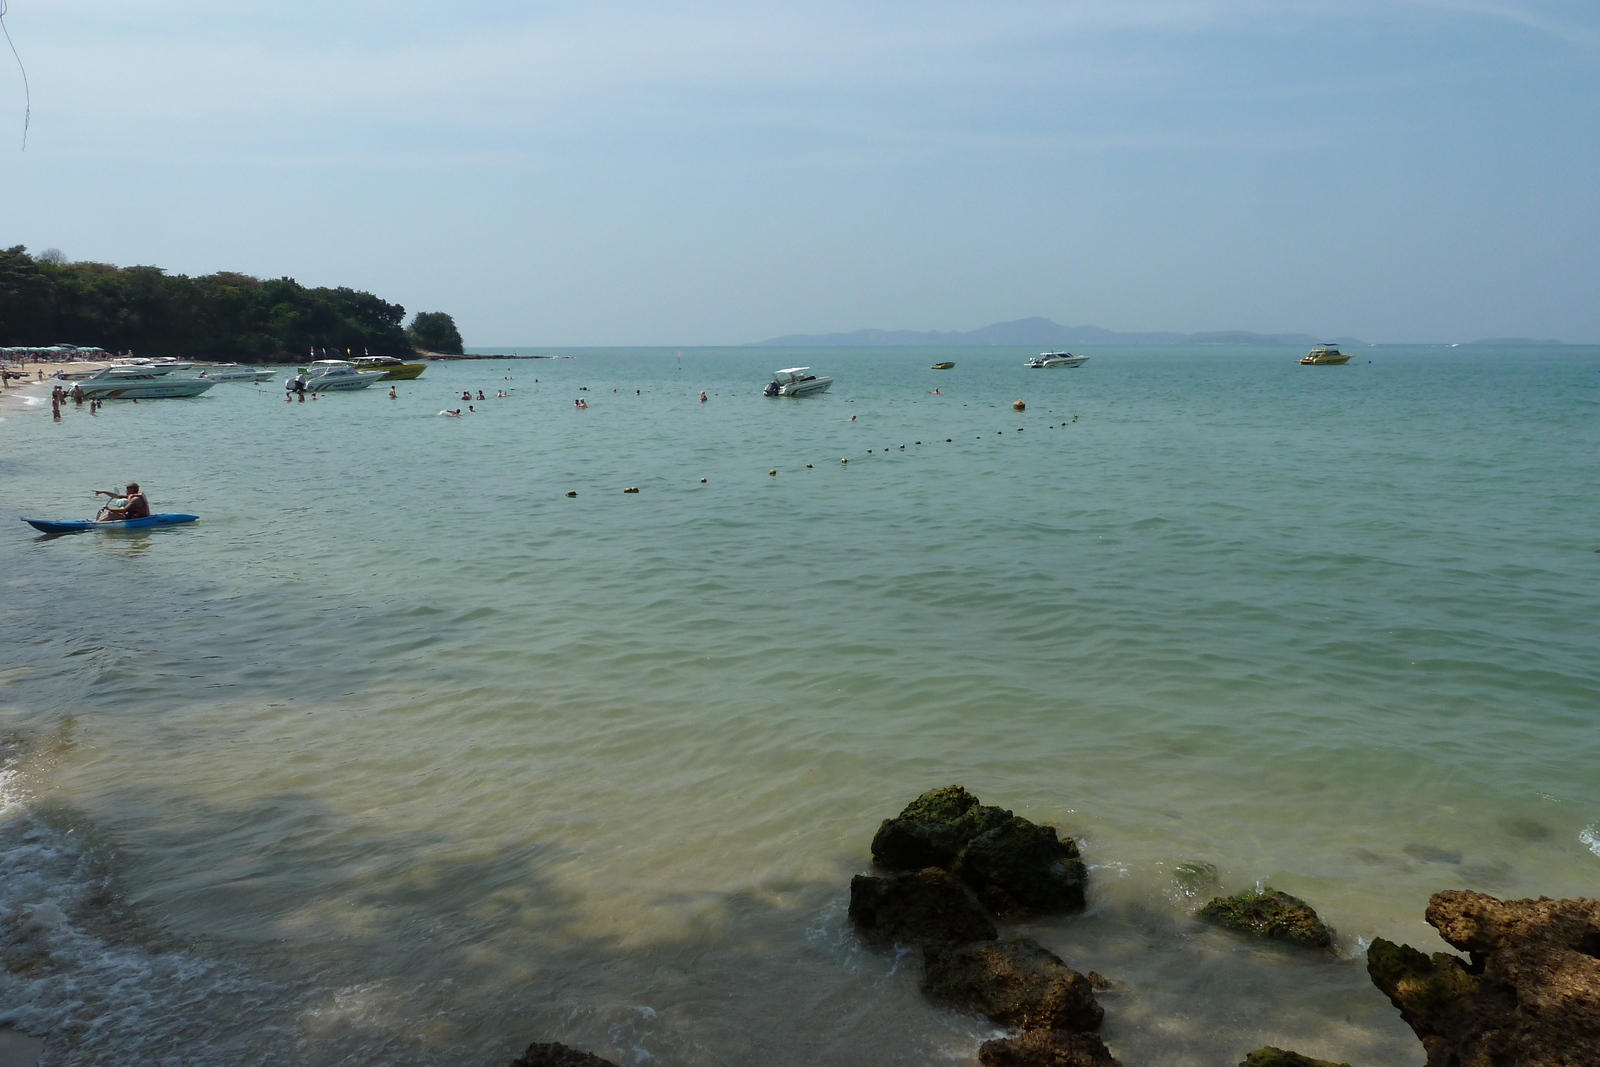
<box><xmin>0</xmin><ymin>345</ymin><xmax>1597</xmax><ymax>1066</ymax></box>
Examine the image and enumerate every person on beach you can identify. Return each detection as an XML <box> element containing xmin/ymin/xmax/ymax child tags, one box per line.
<box><xmin>94</xmin><ymin>483</ymin><xmax>150</xmax><ymax>521</ymax></box>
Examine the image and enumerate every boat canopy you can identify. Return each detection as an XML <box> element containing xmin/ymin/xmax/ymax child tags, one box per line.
<box><xmin>773</xmin><ymin>367</ymin><xmax>812</xmax><ymax>381</ymax></box>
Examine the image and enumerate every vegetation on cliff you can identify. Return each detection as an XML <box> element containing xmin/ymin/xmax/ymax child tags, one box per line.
<box><xmin>0</xmin><ymin>245</ymin><xmax>460</xmax><ymax>360</ymax></box>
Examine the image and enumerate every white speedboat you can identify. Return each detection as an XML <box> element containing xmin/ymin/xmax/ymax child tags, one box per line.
<box><xmin>763</xmin><ymin>367</ymin><xmax>833</xmax><ymax>396</ymax></box>
<box><xmin>199</xmin><ymin>364</ymin><xmax>273</xmax><ymax>382</ymax></box>
<box><xmin>286</xmin><ymin>360</ymin><xmax>386</xmax><ymax>392</ymax></box>
<box><xmin>73</xmin><ymin>368</ymin><xmax>218</xmax><ymax>399</ymax></box>
<box><xmin>1025</xmin><ymin>352</ymin><xmax>1089</xmax><ymax>368</ymax></box>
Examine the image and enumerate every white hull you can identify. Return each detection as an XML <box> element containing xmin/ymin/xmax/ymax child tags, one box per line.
<box><xmin>75</xmin><ymin>377</ymin><xmax>218</xmax><ymax>399</ymax></box>
<box><xmin>200</xmin><ymin>365</ymin><xmax>273</xmax><ymax>381</ymax></box>
<box><xmin>778</xmin><ymin>377</ymin><xmax>833</xmax><ymax>396</ymax></box>
<box><xmin>1026</xmin><ymin>354</ymin><xmax>1089</xmax><ymax>368</ymax></box>
<box><xmin>298</xmin><ymin>372</ymin><xmax>384</xmax><ymax>391</ymax></box>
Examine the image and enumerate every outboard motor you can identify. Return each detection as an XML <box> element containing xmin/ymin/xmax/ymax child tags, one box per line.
<box><xmin>763</xmin><ymin>381</ymin><xmax>780</xmax><ymax>397</ymax></box>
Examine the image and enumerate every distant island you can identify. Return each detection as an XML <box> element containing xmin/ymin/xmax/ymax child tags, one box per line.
<box><xmin>0</xmin><ymin>245</ymin><xmax>463</xmax><ymax>359</ymax></box>
<box><xmin>750</xmin><ymin>317</ymin><xmax>1365</xmax><ymax>347</ymax></box>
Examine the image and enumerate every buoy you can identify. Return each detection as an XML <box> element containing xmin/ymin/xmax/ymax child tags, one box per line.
<box><xmin>566</xmin><ymin>491</ymin><xmax>577</xmax><ymax>497</ymax></box>
<box><xmin>841</xmin><ymin>458</ymin><xmax>848</xmax><ymax>464</ymax></box>
<box><xmin>899</xmin><ymin>445</ymin><xmax>905</xmax><ymax>449</ymax></box>
<box><xmin>1013</xmin><ymin>400</ymin><xmax>1025</xmax><ymax>411</ymax></box>
<box><xmin>700</xmin><ymin>478</ymin><xmax>707</xmax><ymax>482</ymax></box>
<box><xmin>624</xmin><ymin>487</ymin><xmax>640</xmax><ymax>493</ymax></box>
<box><xmin>769</xmin><ymin>469</ymin><xmax>777</xmax><ymax>476</ymax></box>
<box><xmin>946</xmin><ymin>438</ymin><xmax>951</xmax><ymax>442</ymax></box>
<box><xmin>805</xmin><ymin>463</ymin><xmax>813</xmax><ymax>468</ymax></box>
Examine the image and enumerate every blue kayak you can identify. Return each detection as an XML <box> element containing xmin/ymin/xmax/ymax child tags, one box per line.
<box><xmin>22</xmin><ymin>513</ymin><xmax>199</xmax><ymax>534</ymax></box>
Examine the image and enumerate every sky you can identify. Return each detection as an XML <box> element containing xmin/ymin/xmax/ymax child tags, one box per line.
<box><xmin>1</xmin><ymin>1</ymin><xmax>1597</xmax><ymax>344</ymax></box>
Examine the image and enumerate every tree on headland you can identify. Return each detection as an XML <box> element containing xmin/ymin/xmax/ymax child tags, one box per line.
<box><xmin>408</xmin><ymin>311</ymin><xmax>463</xmax><ymax>354</ymax></box>
<box><xmin>0</xmin><ymin>245</ymin><xmax>436</xmax><ymax>359</ymax></box>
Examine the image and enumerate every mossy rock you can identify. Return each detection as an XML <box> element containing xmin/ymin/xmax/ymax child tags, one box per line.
<box><xmin>957</xmin><ymin>816</ymin><xmax>1087</xmax><ymax>916</ymax></box>
<box><xmin>1239</xmin><ymin>1049</ymin><xmax>1351</xmax><ymax>1067</ymax></box>
<box><xmin>1365</xmin><ymin>936</ymin><xmax>1483</xmax><ymax>1034</ymax></box>
<box><xmin>922</xmin><ymin>937</ymin><xmax>1104</xmax><ymax>1032</ymax></box>
<box><xmin>1197</xmin><ymin>888</ymin><xmax>1335</xmax><ymax>951</ymax></box>
<box><xmin>870</xmin><ymin>785</ymin><xmax>1012</xmax><ymax>871</ymax></box>
<box><xmin>848</xmin><ymin>867</ymin><xmax>998</xmax><ymax>947</ymax></box>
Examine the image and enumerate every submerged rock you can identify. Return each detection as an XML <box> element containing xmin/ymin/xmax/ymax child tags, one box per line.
<box><xmin>1367</xmin><ymin>890</ymin><xmax>1600</xmax><ymax>1067</ymax></box>
<box><xmin>1238</xmin><ymin>1049</ymin><xmax>1351</xmax><ymax>1067</ymax></box>
<box><xmin>870</xmin><ymin>785</ymin><xmax>1011</xmax><ymax>871</ymax></box>
<box><xmin>979</xmin><ymin>1030</ymin><xmax>1122</xmax><ymax>1067</ymax></box>
<box><xmin>1171</xmin><ymin>860</ymin><xmax>1220</xmax><ymax>898</ymax></box>
<box><xmin>922</xmin><ymin>937</ymin><xmax>1104</xmax><ymax>1032</ymax></box>
<box><xmin>957</xmin><ymin>816</ymin><xmax>1088</xmax><ymax>917</ymax></box>
<box><xmin>508</xmin><ymin>1042</ymin><xmax>620</xmax><ymax>1067</ymax></box>
<box><xmin>871</xmin><ymin>786</ymin><xmax>1088</xmax><ymax>917</ymax></box>
<box><xmin>1196</xmin><ymin>888</ymin><xmax>1335</xmax><ymax>952</ymax></box>
<box><xmin>849</xmin><ymin>867</ymin><xmax>998</xmax><ymax>946</ymax></box>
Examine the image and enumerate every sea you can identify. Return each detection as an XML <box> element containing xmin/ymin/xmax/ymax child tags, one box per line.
<box><xmin>0</xmin><ymin>345</ymin><xmax>1596</xmax><ymax>1067</ymax></box>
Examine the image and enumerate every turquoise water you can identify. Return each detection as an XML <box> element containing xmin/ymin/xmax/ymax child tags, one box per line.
<box><xmin>1</xmin><ymin>345</ymin><xmax>1597</xmax><ymax>1066</ymax></box>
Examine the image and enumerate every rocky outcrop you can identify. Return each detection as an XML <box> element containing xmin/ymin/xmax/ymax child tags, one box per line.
<box><xmin>1237</xmin><ymin>1049</ymin><xmax>1351</xmax><ymax>1067</ymax></box>
<box><xmin>1367</xmin><ymin>890</ymin><xmax>1600</xmax><ymax>1067</ymax></box>
<box><xmin>978</xmin><ymin>1030</ymin><xmax>1122</xmax><ymax>1066</ymax></box>
<box><xmin>1197</xmin><ymin>888</ymin><xmax>1335</xmax><ymax>952</ymax></box>
<box><xmin>869</xmin><ymin>786</ymin><xmax>1087</xmax><ymax>918</ymax></box>
<box><xmin>508</xmin><ymin>1042</ymin><xmax>620</xmax><ymax>1067</ymax></box>
<box><xmin>922</xmin><ymin>938</ymin><xmax>1105</xmax><ymax>1033</ymax></box>
<box><xmin>849</xmin><ymin>867</ymin><xmax>998</xmax><ymax>946</ymax></box>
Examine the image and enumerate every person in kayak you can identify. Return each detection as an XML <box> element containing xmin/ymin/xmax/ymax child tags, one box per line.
<box><xmin>94</xmin><ymin>483</ymin><xmax>150</xmax><ymax>521</ymax></box>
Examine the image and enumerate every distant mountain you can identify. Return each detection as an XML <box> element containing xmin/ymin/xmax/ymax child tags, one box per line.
<box><xmin>749</xmin><ymin>317</ymin><xmax>1364</xmax><ymax>347</ymax></box>
<box><xmin>1462</xmin><ymin>337</ymin><xmax>1564</xmax><ymax>345</ymax></box>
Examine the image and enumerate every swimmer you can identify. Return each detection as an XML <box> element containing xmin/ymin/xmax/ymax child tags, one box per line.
<box><xmin>699</xmin><ymin>391</ymin><xmax>707</xmax><ymax>402</ymax></box>
<box><xmin>440</xmin><ymin>409</ymin><xmax>461</xmax><ymax>417</ymax></box>
<box><xmin>850</xmin><ymin>415</ymin><xmax>856</xmax><ymax>421</ymax></box>
<box><xmin>468</xmin><ymin>405</ymin><xmax>475</xmax><ymax>412</ymax></box>
<box><xmin>388</xmin><ymin>386</ymin><xmax>398</xmax><ymax>398</ymax></box>
<box><xmin>462</xmin><ymin>391</ymin><xmax>472</xmax><ymax>401</ymax></box>
<box><xmin>574</xmin><ymin>398</ymin><xmax>587</xmax><ymax>409</ymax></box>
<box><xmin>476</xmin><ymin>391</ymin><xmax>485</xmax><ymax>400</ymax></box>
<box><xmin>929</xmin><ymin>388</ymin><xmax>941</xmax><ymax>394</ymax></box>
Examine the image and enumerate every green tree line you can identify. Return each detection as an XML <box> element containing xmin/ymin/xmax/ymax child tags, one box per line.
<box><xmin>0</xmin><ymin>246</ymin><xmax>464</xmax><ymax>358</ymax></box>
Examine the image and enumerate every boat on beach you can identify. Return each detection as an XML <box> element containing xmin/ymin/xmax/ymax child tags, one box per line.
<box><xmin>763</xmin><ymin>367</ymin><xmax>833</xmax><ymax>396</ymax></box>
<box><xmin>1025</xmin><ymin>352</ymin><xmax>1089</xmax><ymax>368</ymax></box>
<box><xmin>287</xmin><ymin>360</ymin><xmax>386</xmax><ymax>392</ymax></box>
<box><xmin>351</xmin><ymin>355</ymin><xmax>426</xmax><ymax>380</ymax></box>
<box><xmin>1299</xmin><ymin>345</ymin><xmax>1351</xmax><ymax>365</ymax></box>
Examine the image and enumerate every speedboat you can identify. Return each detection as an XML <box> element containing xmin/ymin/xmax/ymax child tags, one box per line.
<box><xmin>287</xmin><ymin>360</ymin><xmax>386</xmax><ymax>392</ymax></box>
<box><xmin>55</xmin><ymin>358</ymin><xmax>196</xmax><ymax>381</ymax></box>
<box><xmin>763</xmin><ymin>367</ymin><xmax>833</xmax><ymax>396</ymax></box>
<box><xmin>73</xmin><ymin>368</ymin><xmax>218</xmax><ymax>399</ymax></box>
<box><xmin>932</xmin><ymin>361</ymin><xmax>956</xmax><ymax>370</ymax></box>
<box><xmin>1025</xmin><ymin>352</ymin><xmax>1089</xmax><ymax>368</ymax></box>
<box><xmin>351</xmin><ymin>355</ymin><xmax>426</xmax><ymax>380</ymax></box>
<box><xmin>199</xmin><ymin>364</ymin><xmax>273</xmax><ymax>382</ymax></box>
<box><xmin>1299</xmin><ymin>345</ymin><xmax>1351</xmax><ymax>365</ymax></box>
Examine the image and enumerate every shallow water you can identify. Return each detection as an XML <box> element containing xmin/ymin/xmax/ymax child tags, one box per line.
<box><xmin>1</xmin><ymin>345</ymin><xmax>1597</xmax><ymax>1066</ymax></box>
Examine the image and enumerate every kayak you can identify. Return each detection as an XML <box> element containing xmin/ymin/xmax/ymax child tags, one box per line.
<box><xmin>22</xmin><ymin>513</ymin><xmax>199</xmax><ymax>534</ymax></box>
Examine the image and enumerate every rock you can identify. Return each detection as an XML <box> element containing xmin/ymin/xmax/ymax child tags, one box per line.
<box><xmin>1238</xmin><ymin>1049</ymin><xmax>1351</xmax><ymax>1067</ymax></box>
<box><xmin>922</xmin><ymin>938</ymin><xmax>1104</xmax><ymax>1032</ymax></box>
<box><xmin>870</xmin><ymin>785</ymin><xmax>1011</xmax><ymax>871</ymax></box>
<box><xmin>1197</xmin><ymin>888</ymin><xmax>1335</xmax><ymax>952</ymax></box>
<box><xmin>979</xmin><ymin>1030</ymin><xmax>1122</xmax><ymax>1067</ymax></box>
<box><xmin>849</xmin><ymin>867</ymin><xmax>999</xmax><ymax>946</ymax></box>
<box><xmin>509</xmin><ymin>1042</ymin><xmax>620</xmax><ymax>1067</ymax></box>
<box><xmin>1367</xmin><ymin>890</ymin><xmax>1600</xmax><ymax>1067</ymax></box>
<box><xmin>956</xmin><ymin>816</ymin><xmax>1087</xmax><ymax>917</ymax></box>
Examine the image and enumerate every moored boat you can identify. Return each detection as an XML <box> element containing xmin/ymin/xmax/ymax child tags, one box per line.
<box><xmin>287</xmin><ymin>360</ymin><xmax>386</xmax><ymax>392</ymax></box>
<box><xmin>1025</xmin><ymin>352</ymin><xmax>1089</xmax><ymax>368</ymax></box>
<box><xmin>199</xmin><ymin>364</ymin><xmax>274</xmax><ymax>382</ymax></box>
<box><xmin>1299</xmin><ymin>345</ymin><xmax>1351</xmax><ymax>365</ymax></box>
<box><xmin>931</xmin><ymin>361</ymin><xmax>956</xmax><ymax>370</ymax></box>
<box><xmin>351</xmin><ymin>355</ymin><xmax>426</xmax><ymax>380</ymax></box>
<box><xmin>73</xmin><ymin>368</ymin><xmax>218</xmax><ymax>399</ymax></box>
<box><xmin>763</xmin><ymin>367</ymin><xmax>833</xmax><ymax>396</ymax></box>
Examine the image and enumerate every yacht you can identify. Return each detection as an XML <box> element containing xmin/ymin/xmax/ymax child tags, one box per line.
<box><xmin>1299</xmin><ymin>345</ymin><xmax>1351</xmax><ymax>365</ymax></box>
<box><xmin>72</xmin><ymin>367</ymin><xmax>218</xmax><ymax>399</ymax></box>
<box><xmin>763</xmin><ymin>367</ymin><xmax>833</xmax><ymax>396</ymax></box>
<box><xmin>351</xmin><ymin>355</ymin><xmax>426</xmax><ymax>380</ymax></box>
<box><xmin>287</xmin><ymin>360</ymin><xmax>386</xmax><ymax>392</ymax></box>
<box><xmin>1025</xmin><ymin>352</ymin><xmax>1090</xmax><ymax>368</ymax></box>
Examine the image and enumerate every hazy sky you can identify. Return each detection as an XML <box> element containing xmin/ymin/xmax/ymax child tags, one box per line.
<box><xmin>3</xmin><ymin>1</ymin><xmax>1597</xmax><ymax>343</ymax></box>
